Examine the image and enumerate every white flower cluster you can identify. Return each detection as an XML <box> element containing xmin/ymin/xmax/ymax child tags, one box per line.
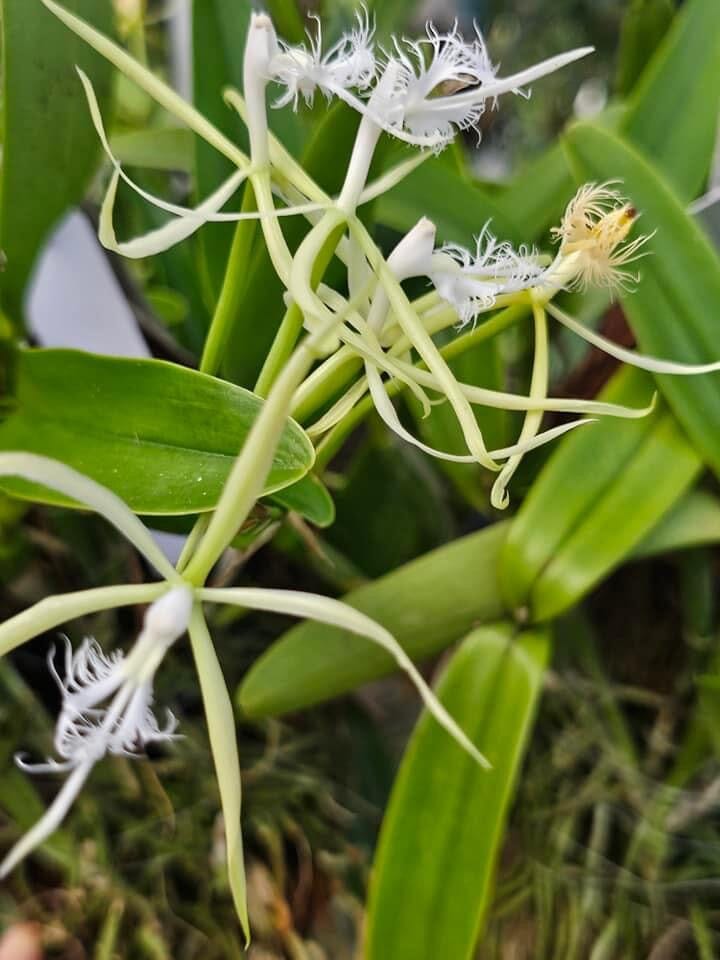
<box><xmin>265</xmin><ymin>11</ymin><xmax>592</xmax><ymax>150</ymax></box>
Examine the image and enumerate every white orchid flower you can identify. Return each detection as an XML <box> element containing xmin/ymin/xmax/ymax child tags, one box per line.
<box><xmin>427</xmin><ymin>226</ymin><xmax>548</xmax><ymax>325</ymax></box>
<box><xmin>1</xmin><ymin>587</ymin><xmax>192</xmax><ymax>879</ymax></box>
<box><xmin>358</xmin><ymin>26</ymin><xmax>592</xmax><ymax>149</ymax></box>
<box><xmin>270</xmin><ymin>8</ymin><xmax>376</xmax><ymax>110</ymax></box>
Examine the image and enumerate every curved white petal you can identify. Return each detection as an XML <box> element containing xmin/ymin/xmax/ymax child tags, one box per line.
<box><xmin>188</xmin><ymin>607</ymin><xmax>250</xmax><ymax>942</ymax></box>
<box><xmin>0</xmin><ymin>760</ymin><xmax>94</xmax><ymax>879</ymax></box>
<box><xmin>0</xmin><ymin>583</ymin><xmax>167</xmax><ymax>659</ymax></box>
<box><xmin>547</xmin><ymin>302</ymin><xmax>720</xmax><ymax>375</ymax></box>
<box><xmin>199</xmin><ymin>586</ymin><xmax>490</xmax><ymax>769</ymax></box>
<box><xmin>0</xmin><ymin>453</ymin><xmax>179</xmax><ymax>581</ymax></box>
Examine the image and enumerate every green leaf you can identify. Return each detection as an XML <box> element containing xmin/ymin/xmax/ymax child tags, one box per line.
<box><xmin>564</xmin><ymin>122</ymin><xmax>720</xmax><ymax>479</ymax></box>
<box><xmin>376</xmin><ymin>155</ymin><xmax>522</xmax><ymax>246</ymax></box>
<box><xmin>238</xmin><ymin>521</ymin><xmax>510</xmax><ymax>718</ymax></box>
<box><xmin>268</xmin><ymin>473</ymin><xmax>335</xmax><ymax>528</ymax></box>
<box><xmin>501</xmin><ymin>368</ymin><xmax>701</xmax><ymax>622</ymax></box>
<box><xmin>620</xmin><ymin>0</ymin><xmax>720</xmax><ymax>200</ymax></box>
<box><xmin>0</xmin><ymin>349</ymin><xmax>314</xmax><ymax>514</ymax></box>
<box><xmin>366</xmin><ymin>624</ymin><xmax>549</xmax><ymax>960</ymax></box>
<box><xmin>632</xmin><ymin>489</ymin><xmax>720</xmax><ymax>559</ymax></box>
<box><xmin>615</xmin><ymin>0</ymin><xmax>675</xmax><ymax>97</ymax></box>
<box><xmin>0</xmin><ymin>0</ymin><xmax>114</xmax><ymax>326</ymax></box>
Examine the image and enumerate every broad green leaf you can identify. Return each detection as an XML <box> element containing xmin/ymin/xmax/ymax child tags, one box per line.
<box><xmin>0</xmin><ymin>0</ymin><xmax>114</xmax><ymax>326</ymax></box>
<box><xmin>620</xmin><ymin>0</ymin><xmax>720</xmax><ymax>200</ymax></box>
<box><xmin>324</xmin><ymin>435</ymin><xmax>453</xmax><ymax>577</ymax></box>
<box><xmin>269</xmin><ymin>473</ymin><xmax>335</xmax><ymax>528</ymax></box>
<box><xmin>366</xmin><ymin>624</ymin><xmax>549</xmax><ymax>960</ymax></box>
<box><xmin>632</xmin><ymin>489</ymin><xmax>720</xmax><ymax>559</ymax></box>
<box><xmin>238</xmin><ymin>521</ymin><xmax>510</xmax><ymax>717</ymax></box>
<box><xmin>564</xmin><ymin>123</ymin><xmax>720</xmax><ymax>479</ymax></box>
<box><xmin>376</xmin><ymin>155</ymin><xmax>522</xmax><ymax>246</ymax></box>
<box><xmin>615</xmin><ymin>0</ymin><xmax>674</xmax><ymax>97</ymax></box>
<box><xmin>0</xmin><ymin>349</ymin><xmax>314</xmax><ymax>514</ymax></box>
<box><xmin>501</xmin><ymin>368</ymin><xmax>702</xmax><ymax>622</ymax></box>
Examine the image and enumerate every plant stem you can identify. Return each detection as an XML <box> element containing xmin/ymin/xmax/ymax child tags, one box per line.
<box><xmin>313</xmin><ymin>304</ymin><xmax>527</xmax><ymax>470</ymax></box>
<box><xmin>490</xmin><ymin>300</ymin><xmax>549</xmax><ymax>509</ymax></box>
<box><xmin>255</xmin><ymin>219</ymin><xmax>347</xmax><ymax>397</ymax></box>
<box><xmin>184</xmin><ymin>215</ymin><xmax>348</xmax><ymax>584</ymax></box>
<box><xmin>200</xmin><ymin>183</ymin><xmax>258</xmax><ymax>376</ymax></box>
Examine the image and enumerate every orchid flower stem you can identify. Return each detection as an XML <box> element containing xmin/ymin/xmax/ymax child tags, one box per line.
<box><xmin>292</xmin><ymin>346</ymin><xmax>363</xmax><ymax>421</ymax></box>
<box><xmin>250</xmin><ymin>169</ymin><xmax>294</xmax><ymax>285</ymax></box>
<box><xmin>200</xmin><ymin>183</ymin><xmax>258</xmax><ymax>376</ymax></box>
<box><xmin>313</xmin><ymin>305</ymin><xmax>529</xmax><ymax>470</ymax></box>
<box><xmin>184</xmin><ymin>215</ymin><xmax>349</xmax><ymax>583</ymax></box>
<box><xmin>348</xmin><ymin>218</ymin><xmax>498</xmax><ymax>471</ymax></box>
<box><xmin>183</xmin><ymin>347</ymin><xmax>314</xmax><ymax>585</ymax></box>
<box><xmin>490</xmin><ymin>300</ymin><xmax>549</xmax><ymax>510</ymax></box>
<box><xmin>255</xmin><ymin>220</ymin><xmax>347</xmax><ymax>397</ymax></box>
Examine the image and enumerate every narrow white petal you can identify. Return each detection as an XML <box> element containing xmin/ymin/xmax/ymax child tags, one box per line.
<box><xmin>547</xmin><ymin>303</ymin><xmax>720</xmax><ymax>375</ymax></box>
<box><xmin>98</xmin><ymin>166</ymin><xmax>249</xmax><ymax>259</ymax></box>
<box><xmin>0</xmin><ymin>454</ymin><xmax>179</xmax><ymax>581</ymax></box>
<box><xmin>188</xmin><ymin>607</ymin><xmax>250</xmax><ymax>942</ymax></box>
<box><xmin>0</xmin><ymin>584</ymin><xmax>167</xmax><ymax>659</ymax></box>
<box><xmin>199</xmin><ymin>587</ymin><xmax>491</xmax><ymax>769</ymax></box>
<box><xmin>0</xmin><ymin>760</ymin><xmax>93</xmax><ymax>879</ymax></box>
<box><xmin>450</xmin><ymin>46</ymin><xmax>595</xmax><ymax>104</ymax></box>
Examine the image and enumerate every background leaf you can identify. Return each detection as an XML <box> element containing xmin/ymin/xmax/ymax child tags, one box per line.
<box><xmin>0</xmin><ymin>0</ymin><xmax>114</xmax><ymax>327</ymax></box>
<box><xmin>366</xmin><ymin>624</ymin><xmax>549</xmax><ymax>960</ymax></box>
<box><xmin>501</xmin><ymin>368</ymin><xmax>702</xmax><ymax>621</ymax></box>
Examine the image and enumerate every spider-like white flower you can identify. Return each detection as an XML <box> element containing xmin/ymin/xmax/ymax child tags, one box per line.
<box><xmin>549</xmin><ymin>181</ymin><xmax>652</xmax><ymax>290</ymax></box>
<box><xmin>427</xmin><ymin>226</ymin><xmax>548</xmax><ymax>324</ymax></box>
<box><xmin>0</xmin><ymin>586</ymin><xmax>192</xmax><ymax>878</ymax></box>
<box><xmin>368</xmin><ymin>24</ymin><xmax>592</xmax><ymax>149</ymax></box>
<box><xmin>270</xmin><ymin>8</ymin><xmax>376</xmax><ymax>110</ymax></box>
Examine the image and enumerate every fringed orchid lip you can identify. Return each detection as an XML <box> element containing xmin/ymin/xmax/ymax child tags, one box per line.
<box><xmin>270</xmin><ymin>6</ymin><xmax>376</xmax><ymax>110</ymax></box>
<box><xmin>0</xmin><ymin>586</ymin><xmax>193</xmax><ymax>880</ymax></box>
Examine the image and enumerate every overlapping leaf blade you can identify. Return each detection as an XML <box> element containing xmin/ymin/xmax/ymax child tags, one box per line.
<box><xmin>501</xmin><ymin>369</ymin><xmax>702</xmax><ymax>621</ymax></box>
<box><xmin>0</xmin><ymin>0</ymin><xmax>114</xmax><ymax>326</ymax></box>
<box><xmin>0</xmin><ymin>348</ymin><xmax>316</xmax><ymax>515</ymax></box>
<box><xmin>366</xmin><ymin>624</ymin><xmax>549</xmax><ymax>960</ymax></box>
